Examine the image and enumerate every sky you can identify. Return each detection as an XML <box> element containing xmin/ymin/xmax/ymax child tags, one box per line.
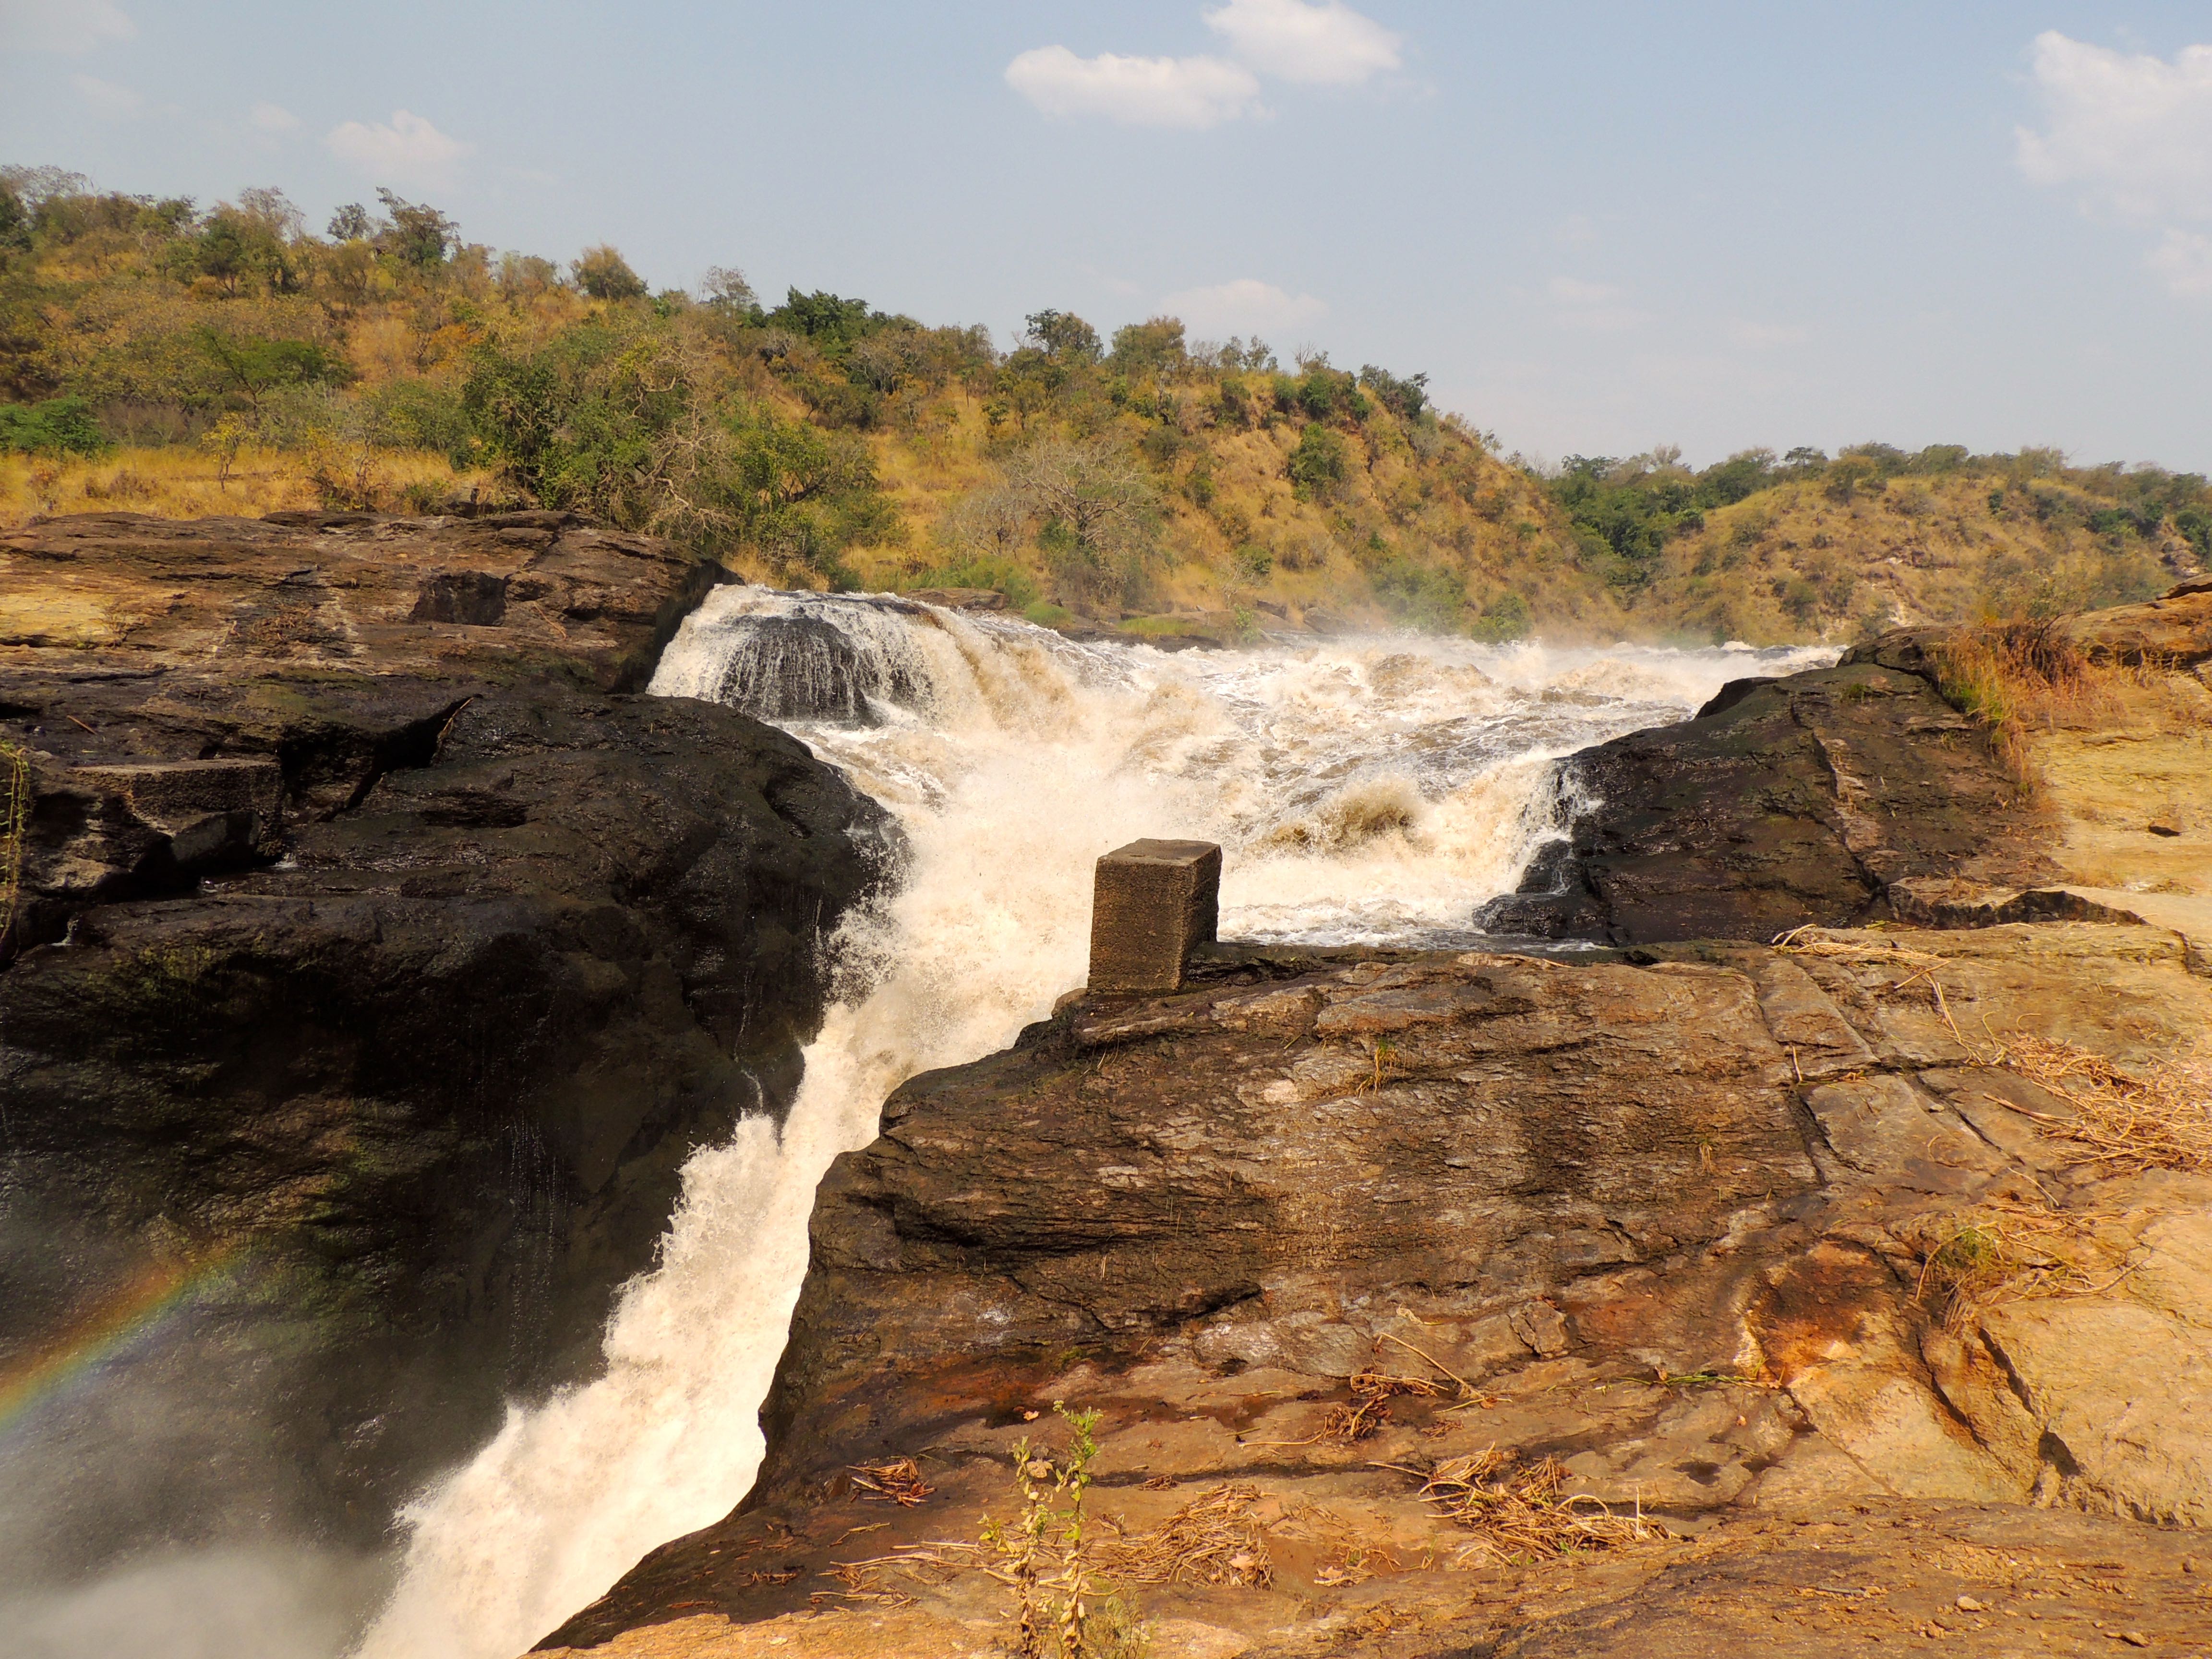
<box><xmin>3</xmin><ymin>0</ymin><xmax>2210</xmax><ymax>471</ymax></box>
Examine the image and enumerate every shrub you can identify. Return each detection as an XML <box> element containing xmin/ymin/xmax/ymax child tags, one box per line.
<box><xmin>1233</xmin><ymin>543</ymin><xmax>1273</xmax><ymax>580</ymax></box>
<box><xmin>0</xmin><ymin>395</ymin><xmax>108</xmax><ymax>456</ymax></box>
<box><xmin>913</xmin><ymin>553</ymin><xmax>1039</xmax><ymax>610</ymax></box>
<box><xmin>1470</xmin><ymin>590</ymin><xmax>1531</xmax><ymax>643</ymax></box>
<box><xmin>2178</xmin><ymin>507</ymin><xmax>2212</xmax><ymax>562</ymax></box>
<box><xmin>1371</xmin><ymin>558</ymin><xmax>1465</xmax><ymax>630</ymax></box>
<box><xmin>1287</xmin><ymin>424</ymin><xmax>1348</xmax><ymax>498</ymax></box>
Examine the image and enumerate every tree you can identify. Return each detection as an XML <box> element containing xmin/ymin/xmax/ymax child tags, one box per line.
<box><xmin>496</xmin><ymin>252</ymin><xmax>561</xmax><ymax>301</ymax></box>
<box><xmin>1358</xmin><ymin>364</ymin><xmax>1428</xmax><ymax>421</ymax></box>
<box><xmin>699</xmin><ymin>264</ymin><xmax>756</xmax><ymax>313</ymax></box>
<box><xmin>771</xmin><ymin>289</ymin><xmax>882</xmax><ymax>347</ymax></box>
<box><xmin>1023</xmin><ymin>309</ymin><xmax>1101</xmax><ymax>364</ymax></box>
<box><xmin>197</xmin><ymin>331</ymin><xmax>349</xmax><ymax>412</ymax></box>
<box><xmin>327</xmin><ymin>202</ymin><xmax>374</xmax><ymax>241</ymax></box>
<box><xmin>572</xmin><ymin>244</ymin><xmax>647</xmax><ymax>301</ymax></box>
<box><xmin>374</xmin><ymin>189</ymin><xmax>456</xmax><ymax>270</ymax></box>
<box><xmin>1109</xmin><ymin>316</ymin><xmax>1186</xmax><ymax>378</ymax></box>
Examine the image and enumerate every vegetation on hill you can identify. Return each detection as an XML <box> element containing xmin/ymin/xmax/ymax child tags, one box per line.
<box><xmin>3</xmin><ymin>163</ymin><xmax>2206</xmax><ymax>645</ymax></box>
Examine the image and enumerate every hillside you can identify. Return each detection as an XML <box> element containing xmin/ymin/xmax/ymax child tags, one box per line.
<box><xmin>3</xmin><ymin>164</ymin><xmax>2207</xmax><ymax>645</ymax></box>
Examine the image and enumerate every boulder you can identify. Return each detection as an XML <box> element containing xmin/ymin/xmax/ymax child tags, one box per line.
<box><xmin>1480</xmin><ymin>660</ymin><xmax>2047</xmax><ymax>943</ymax></box>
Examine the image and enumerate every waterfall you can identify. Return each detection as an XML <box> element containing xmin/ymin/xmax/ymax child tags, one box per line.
<box><xmin>356</xmin><ymin>596</ymin><xmax>1828</xmax><ymax>1658</ymax></box>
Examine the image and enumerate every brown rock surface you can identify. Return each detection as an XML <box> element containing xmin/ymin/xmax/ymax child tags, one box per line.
<box><xmin>542</xmin><ymin>922</ymin><xmax>2212</xmax><ymax>1658</ymax></box>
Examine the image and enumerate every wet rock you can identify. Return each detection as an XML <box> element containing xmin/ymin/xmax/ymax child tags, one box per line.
<box><xmin>0</xmin><ymin>515</ymin><xmax>887</xmax><ymax>1577</ymax></box>
<box><xmin>1478</xmin><ymin>659</ymin><xmax>2048</xmax><ymax>944</ymax></box>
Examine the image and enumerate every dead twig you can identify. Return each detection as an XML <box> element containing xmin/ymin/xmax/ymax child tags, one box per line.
<box><xmin>848</xmin><ymin>1457</ymin><xmax>936</xmax><ymax>1507</ymax></box>
<box><xmin>1388</xmin><ymin>1447</ymin><xmax>1659</xmax><ymax>1565</ymax></box>
<box><xmin>1095</xmin><ymin>1482</ymin><xmax>1273</xmax><ymax>1588</ymax></box>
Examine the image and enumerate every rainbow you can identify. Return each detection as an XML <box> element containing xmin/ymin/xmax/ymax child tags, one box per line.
<box><xmin>0</xmin><ymin>1243</ymin><xmax>245</xmax><ymax>1435</ymax></box>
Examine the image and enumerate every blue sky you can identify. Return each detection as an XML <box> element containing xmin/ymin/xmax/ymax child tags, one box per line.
<box><xmin>4</xmin><ymin>1</ymin><xmax>2209</xmax><ymax>470</ymax></box>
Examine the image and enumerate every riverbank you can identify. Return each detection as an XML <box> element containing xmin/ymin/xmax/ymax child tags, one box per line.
<box><xmin>540</xmin><ymin>582</ymin><xmax>2212</xmax><ymax>1659</ymax></box>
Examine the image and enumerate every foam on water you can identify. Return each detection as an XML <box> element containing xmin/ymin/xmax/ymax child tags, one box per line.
<box><xmin>357</xmin><ymin>593</ymin><xmax>1828</xmax><ymax>1658</ymax></box>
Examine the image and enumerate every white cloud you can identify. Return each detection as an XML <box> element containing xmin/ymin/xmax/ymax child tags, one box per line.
<box><xmin>2015</xmin><ymin>31</ymin><xmax>2212</xmax><ymax>220</ymax></box>
<box><xmin>1158</xmin><ymin>277</ymin><xmax>1327</xmax><ymax>337</ymax></box>
<box><xmin>1005</xmin><ymin>46</ymin><xmax>1261</xmax><ymax>128</ymax></box>
<box><xmin>70</xmin><ymin>72</ymin><xmax>142</xmax><ymax>118</ymax></box>
<box><xmin>1548</xmin><ymin>276</ymin><xmax>1620</xmax><ymax>305</ymax></box>
<box><xmin>2149</xmin><ymin>228</ymin><xmax>2212</xmax><ymax>297</ymax></box>
<box><xmin>1202</xmin><ymin>0</ymin><xmax>1401</xmax><ymax>86</ymax></box>
<box><xmin>1546</xmin><ymin>276</ymin><xmax>1648</xmax><ymax>332</ymax></box>
<box><xmin>0</xmin><ymin>0</ymin><xmax>135</xmax><ymax>53</ymax></box>
<box><xmin>1729</xmin><ymin>320</ymin><xmax>1810</xmax><ymax>349</ymax></box>
<box><xmin>2016</xmin><ymin>32</ymin><xmax>2212</xmax><ymax>300</ymax></box>
<box><xmin>250</xmin><ymin>101</ymin><xmax>300</xmax><ymax>133</ymax></box>
<box><xmin>325</xmin><ymin>109</ymin><xmax>470</xmax><ymax>186</ymax></box>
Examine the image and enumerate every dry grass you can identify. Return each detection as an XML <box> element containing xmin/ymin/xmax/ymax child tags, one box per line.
<box><xmin>1902</xmin><ymin>1199</ymin><xmax>2128</xmax><ymax>1330</ymax></box>
<box><xmin>1097</xmin><ymin>1482</ymin><xmax>1274</xmax><ymax>1588</ymax></box>
<box><xmin>847</xmin><ymin>1458</ymin><xmax>937</xmax><ymax>1507</ymax></box>
<box><xmin>1929</xmin><ymin>618</ymin><xmax>2120</xmax><ymax>787</ymax></box>
<box><xmin>1388</xmin><ymin>1447</ymin><xmax>1659</xmax><ymax>1567</ymax></box>
<box><xmin>1246</xmin><ymin>1368</ymin><xmax>1447</xmax><ymax>1449</ymax></box>
<box><xmin>1</xmin><ymin>445</ymin><xmax>491</xmax><ymax>528</ymax></box>
<box><xmin>1998</xmin><ymin>1034</ymin><xmax>2212</xmax><ymax>1175</ymax></box>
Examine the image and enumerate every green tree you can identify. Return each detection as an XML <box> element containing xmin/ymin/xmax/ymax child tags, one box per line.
<box><xmin>1358</xmin><ymin>363</ymin><xmax>1428</xmax><ymax>421</ymax></box>
<box><xmin>1471</xmin><ymin>590</ymin><xmax>1532</xmax><ymax>642</ymax></box>
<box><xmin>197</xmin><ymin>330</ymin><xmax>349</xmax><ymax>412</ymax></box>
<box><xmin>327</xmin><ymin>202</ymin><xmax>373</xmax><ymax>241</ymax></box>
<box><xmin>1372</xmin><ymin>557</ymin><xmax>1466</xmax><ymax>630</ymax></box>
<box><xmin>1287</xmin><ymin>423</ymin><xmax>1348</xmax><ymax>497</ymax></box>
<box><xmin>1023</xmin><ymin>309</ymin><xmax>1102</xmax><ymax>364</ymax></box>
<box><xmin>1109</xmin><ymin>316</ymin><xmax>1186</xmax><ymax>378</ymax></box>
<box><xmin>572</xmin><ymin>244</ymin><xmax>647</xmax><ymax>301</ymax></box>
<box><xmin>374</xmin><ymin>189</ymin><xmax>456</xmax><ymax>270</ymax></box>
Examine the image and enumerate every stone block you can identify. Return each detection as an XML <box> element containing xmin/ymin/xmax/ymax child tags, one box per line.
<box><xmin>1088</xmin><ymin>839</ymin><xmax>1220</xmax><ymax>993</ymax></box>
<box><xmin>73</xmin><ymin>757</ymin><xmax>284</xmax><ymax>864</ymax></box>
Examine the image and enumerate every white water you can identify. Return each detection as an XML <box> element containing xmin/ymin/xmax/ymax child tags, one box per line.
<box><xmin>357</xmin><ymin>594</ymin><xmax>1827</xmax><ymax>1659</ymax></box>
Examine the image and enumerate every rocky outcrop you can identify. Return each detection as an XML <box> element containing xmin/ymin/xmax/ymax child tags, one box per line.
<box><xmin>0</xmin><ymin>513</ymin><xmax>890</xmax><ymax>1579</ymax></box>
<box><xmin>1480</xmin><ymin>581</ymin><xmax>2212</xmax><ymax>945</ymax></box>
<box><xmin>544</xmin><ymin>921</ymin><xmax>2212</xmax><ymax>1656</ymax></box>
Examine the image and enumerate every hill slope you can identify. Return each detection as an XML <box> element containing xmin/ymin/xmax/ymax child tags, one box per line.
<box><xmin>2</xmin><ymin>166</ymin><xmax>2206</xmax><ymax>644</ymax></box>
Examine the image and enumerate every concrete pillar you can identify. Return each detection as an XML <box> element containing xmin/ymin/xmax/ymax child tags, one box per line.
<box><xmin>1088</xmin><ymin>839</ymin><xmax>1221</xmax><ymax>994</ymax></box>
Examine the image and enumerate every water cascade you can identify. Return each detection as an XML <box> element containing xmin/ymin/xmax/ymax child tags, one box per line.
<box><xmin>357</xmin><ymin>593</ymin><xmax>1827</xmax><ymax>1658</ymax></box>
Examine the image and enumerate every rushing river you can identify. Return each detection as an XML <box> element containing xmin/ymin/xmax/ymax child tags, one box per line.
<box><xmin>346</xmin><ymin>594</ymin><xmax>1825</xmax><ymax>1659</ymax></box>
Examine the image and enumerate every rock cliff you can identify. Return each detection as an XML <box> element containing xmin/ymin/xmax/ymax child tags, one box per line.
<box><xmin>1481</xmin><ymin>582</ymin><xmax>2212</xmax><ymax>945</ymax></box>
<box><xmin>0</xmin><ymin>512</ymin><xmax>890</xmax><ymax>1578</ymax></box>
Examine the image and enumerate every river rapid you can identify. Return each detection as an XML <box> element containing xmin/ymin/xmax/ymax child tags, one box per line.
<box><xmin>351</xmin><ymin>593</ymin><xmax>1826</xmax><ymax>1659</ymax></box>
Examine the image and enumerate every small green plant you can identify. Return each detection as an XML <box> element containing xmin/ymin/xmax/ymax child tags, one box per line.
<box><xmin>987</xmin><ymin>1401</ymin><xmax>1117</xmax><ymax>1659</ymax></box>
<box><xmin>0</xmin><ymin>739</ymin><xmax>29</xmax><ymax>953</ymax></box>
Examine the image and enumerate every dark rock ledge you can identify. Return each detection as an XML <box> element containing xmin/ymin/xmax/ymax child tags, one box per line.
<box><xmin>0</xmin><ymin>512</ymin><xmax>891</xmax><ymax>1576</ymax></box>
<box><xmin>1480</xmin><ymin>581</ymin><xmax>2212</xmax><ymax>945</ymax></box>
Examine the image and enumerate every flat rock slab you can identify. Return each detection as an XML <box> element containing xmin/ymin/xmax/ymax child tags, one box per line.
<box><xmin>551</xmin><ymin>923</ymin><xmax>2212</xmax><ymax>1658</ymax></box>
